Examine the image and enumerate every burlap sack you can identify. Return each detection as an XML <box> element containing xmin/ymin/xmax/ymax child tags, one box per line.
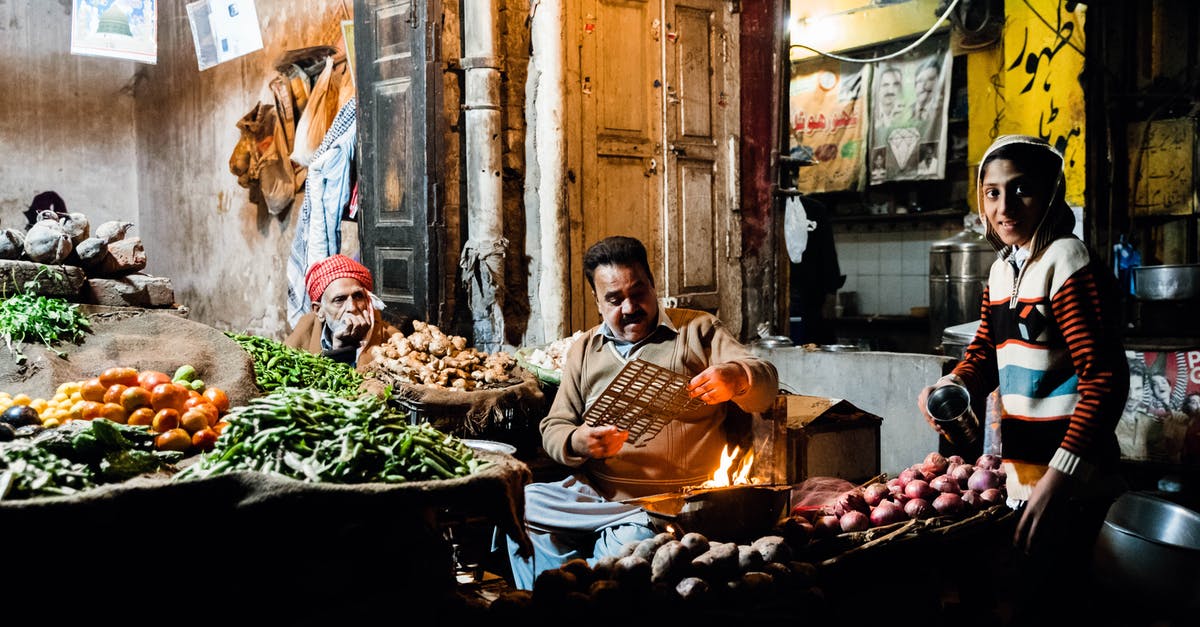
<box><xmin>0</xmin><ymin>308</ymin><xmax>259</xmax><ymax>407</ymax></box>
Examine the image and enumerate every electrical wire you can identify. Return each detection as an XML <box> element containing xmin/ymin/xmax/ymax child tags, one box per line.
<box><xmin>788</xmin><ymin>0</ymin><xmax>961</xmax><ymax>64</ymax></box>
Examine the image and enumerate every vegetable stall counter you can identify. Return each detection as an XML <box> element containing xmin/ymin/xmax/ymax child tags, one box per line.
<box><xmin>4</xmin><ymin>449</ymin><xmax>532</xmax><ymax>624</ymax></box>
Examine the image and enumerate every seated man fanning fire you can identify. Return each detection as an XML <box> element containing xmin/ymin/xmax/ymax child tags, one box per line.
<box><xmin>504</xmin><ymin>235</ymin><xmax>779</xmax><ymax>589</ymax></box>
<box><xmin>284</xmin><ymin>254</ymin><xmax>402</xmax><ymax>369</ymax></box>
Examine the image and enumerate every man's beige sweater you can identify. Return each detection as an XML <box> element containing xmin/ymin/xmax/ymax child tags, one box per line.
<box><xmin>541</xmin><ymin>308</ymin><xmax>779</xmax><ymax>500</ymax></box>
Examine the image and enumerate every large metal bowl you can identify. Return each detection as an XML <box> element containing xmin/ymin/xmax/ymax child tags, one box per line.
<box><xmin>1133</xmin><ymin>264</ymin><xmax>1200</xmax><ymax>301</ymax></box>
<box><xmin>1093</xmin><ymin>491</ymin><xmax>1200</xmax><ymax>610</ymax></box>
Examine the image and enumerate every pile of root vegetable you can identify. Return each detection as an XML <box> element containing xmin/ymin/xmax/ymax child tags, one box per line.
<box><xmin>365</xmin><ymin>321</ymin><xmax>519</xmax><ymax>391</ymax></box>
<box><xmin>488</xmin><ymin>531</ymin><xmax>829</xmax><ymax>622</ymax></box>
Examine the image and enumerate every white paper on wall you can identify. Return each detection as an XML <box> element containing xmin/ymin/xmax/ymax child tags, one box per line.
<box><xmin>187</xmin><ymin>0</ymin><xmax>264</xmax><ymax>71</ymax></box>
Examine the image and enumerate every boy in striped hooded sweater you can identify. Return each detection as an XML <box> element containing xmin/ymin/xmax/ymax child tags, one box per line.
<box><xmin>918</xmin><ymin>135</ymin><xmax>1128</xmax><ymax>624</ymax></box>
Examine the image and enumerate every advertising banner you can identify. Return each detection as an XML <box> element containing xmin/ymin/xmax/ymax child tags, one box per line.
<box><xmin>788</xmin><ymin>58</ymin><xmax>867</xmax><ymax>193</ymax></box>
<box><xmin>867</xmin><ymin>36</ymin><xmax>952</xmax><ymax>184</ymax></box>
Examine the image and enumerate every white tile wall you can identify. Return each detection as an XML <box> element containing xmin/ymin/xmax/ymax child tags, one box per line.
<box><xmin>834</xmin><ymin>223</ymin><xmax>963</xmax><ymax>316</ymax></box>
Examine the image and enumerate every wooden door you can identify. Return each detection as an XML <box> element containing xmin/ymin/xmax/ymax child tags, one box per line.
<box><xmin>354</xmin><ymin>0</ymin><xmax>443</xmax><ymax>324</ymax></box>
<box><xmin>571</xmin><ymin>0</ymin><xmax>665</xmax><ymax>332</ymax></box>
<box><xmin>662</xmin><ymin>0</ymin><xmax>740</xmax><ymax>330</ymax></box>
<box><xmin>569</xmin><ymin>0</ymin><xmax>739</xmax><ymax>333</ymax></box>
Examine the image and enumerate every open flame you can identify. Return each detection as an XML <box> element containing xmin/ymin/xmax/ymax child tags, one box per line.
<box><xmin>700</xmin><ymin>445</ymin><xmax>755</xmax><ymax>488</ymax></box>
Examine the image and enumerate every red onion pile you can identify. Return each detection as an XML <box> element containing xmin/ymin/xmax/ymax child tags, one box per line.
<box><xmin>789</xmin><ymin>452</ymin><xmax>1009</xmax><ymax>537</ymax></box>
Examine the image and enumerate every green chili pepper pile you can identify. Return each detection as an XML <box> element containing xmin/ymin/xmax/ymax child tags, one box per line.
<box><xmin>225</xmin><ymin>332</ymin><xmax>365</xmax><ymax>396</ymax></box>
<box><xmin>0</xmin><ymin>290</ymin><xmax>92</xmax><ymax>365</ymax></box>
<box><xmin>173</xmin><ymin>387</ymin><xmax>490</xmax><ymax>484</ymax></box>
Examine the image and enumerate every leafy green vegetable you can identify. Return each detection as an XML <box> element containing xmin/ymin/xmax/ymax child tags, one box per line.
<box><xmin>0</xmin><ymin>281</ymin><xmax>91</xmax><ymax>365</ymax></box>
<box><xmin>0</xmin><ymin>419</ymin><xmax>178</xmax><ymax>501</ymax></box>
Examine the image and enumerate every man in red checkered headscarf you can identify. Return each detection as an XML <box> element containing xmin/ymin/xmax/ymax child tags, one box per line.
<box><xmin>284</xmin><ymin>254</ymin><xmax>403</xmax><ymax>371</ymax></box>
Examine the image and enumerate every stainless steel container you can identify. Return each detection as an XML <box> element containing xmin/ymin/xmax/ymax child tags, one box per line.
<box><xmin>1133</xmin><ymin>264</ymin><xmax>1200</xmax><ymax>301</ymax></box>
<box><xmin>1093</xmin><ymin>491</ymin><xmax>1200</xmax><ymax>611</ymax></box>
<box><xmin>941</xmin><ymin>319</ymin><xmax>980</xmax><ymax>360</ymax></box>
<box><xmin>929</xmin><ymin>229</ymin><xmax>993</xmax><ymax>346</ymax></box>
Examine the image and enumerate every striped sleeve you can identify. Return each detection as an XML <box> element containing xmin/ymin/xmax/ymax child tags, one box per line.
<box><xmin>1049</xmin><ymin>263</ymin><xmax>1128</xmax><ymax>466</ymax></box>
<box><xmin>952</xmin><ymin>285</ymin><xmax>1000</xmax><ymax>398</ymax></box>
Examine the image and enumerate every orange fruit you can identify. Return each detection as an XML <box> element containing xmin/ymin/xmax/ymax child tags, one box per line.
<box><xmin>203</xmin><ymin>387</ymin><xmax>231</xmax><ymax>414</ymax></box>
<box><xmin>120</xmin><ymin>386</ymin><xmax>153</xmax><ymax>412</ymax></box>
<box><xmin>151</xmin><ymin>408</ymin><xmax>180</xmax><ymax>432</ymax></box>
<box><xmin>179</xmin><ymin>408</ymin><xmax>210</xmax><ymax>434</ymax></box>
<box><xmin>127</xmin><ymin>407</ymin><xmax>155</xmax><ymax>426</ymax></box>
<box><xmin>212</xmin><ymin>421</ymin><xmax>229</xmax><ymax>436</ymax></box>
<box><xmin>155</xmin><ymin>428</ymin><xmax>192</xmax><ymax>452</ymax></box>
<box><xmin>150</xmin><ymin>383</ymin><xmax>190</xmax><ymax>413</ymax></box>
<box><xmin>191</xmin><ymin>428</ymin><xmax>219</xmax><ymax>452</ymax></box>
<box><xmin>103</xmin><ymin>384</ymin><xmax>128</xmax><ymax>405</ymax></box>
<box><xmin>80</xmin><ymin>378</ymin><xmax>107</xmax><ymax>403</ymax></box>
<box><xmin>137</xmin><ymin>370</ymin><xmax>172</xmax><ymax>391</ymax></box>
<box><xmin>182</xmin><ymin>399</ymin><xmax>219</xmax><ymax>426</ymax></box>
<box><xmin>80</xmin><ymin>401</ymin><xmax>106</xmax><ymax>421</ymax></box>
<box><xmin>99</xmin><ymin>367</ymin><xmax>139</xmax><ymax>389</ymax></box>
<box><xmin>99</xmin><ymin>403</ymin><xmax>128</xmax><ymax>424</ymax></box>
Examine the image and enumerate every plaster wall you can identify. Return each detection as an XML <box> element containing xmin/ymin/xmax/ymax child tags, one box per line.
<box><xmin>753</xmin><ymin>346</ymin><xmax>952</xmax><ymax>476</ymax></box>
<box><xmin>0</xmin><ymin>1</ymin><xmax>138</xmax><ymax>235</ymax></box>
<box><xmin>134</xmin><ymin>1</ymin><xmax>351</xmax><ymax>338</ymax></box>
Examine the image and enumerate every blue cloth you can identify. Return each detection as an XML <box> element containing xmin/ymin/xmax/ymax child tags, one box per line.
<box><xmin>503</xmin><ymin>475</ymin><xmax>656</xmax><ymax>590</ymax></box>
<box><xmin>286</xmin><ymin>98</ymin><xmax>358</xmax><ymax>328</ymax></box>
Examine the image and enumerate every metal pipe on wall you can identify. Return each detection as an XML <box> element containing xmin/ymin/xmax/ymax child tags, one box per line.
<box><xmin>460</xmin><ymin>0</ymin><xmax>506</xmax><ymax>351</ymax></box>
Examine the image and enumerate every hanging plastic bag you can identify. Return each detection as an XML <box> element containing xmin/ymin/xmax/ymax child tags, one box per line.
<box><xmin>1113</xmin><ymin>234</ymin><xmax>1141</xmax><ymax>296</ymax></box>
<box><xmin>784</xmin><ymin>195</ymin><xmax>816</xmax><ymax>263</ymax></box>
<box><xmin>290</xmin><ymin>56</ymin><xmax>340</xmax><ymax>167</ymax></box>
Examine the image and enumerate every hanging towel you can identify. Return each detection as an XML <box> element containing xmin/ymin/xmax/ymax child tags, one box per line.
<box><xmin>286</xmin><ymin>98</ymin><xmax>359</xmax><ymax>328</ymax></box>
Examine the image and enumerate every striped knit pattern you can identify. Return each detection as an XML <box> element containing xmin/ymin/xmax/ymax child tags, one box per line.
<box><xmin>953</xmin><ymin>238</ymin><xmax>1127</xmax><ymax>499</ymax></box>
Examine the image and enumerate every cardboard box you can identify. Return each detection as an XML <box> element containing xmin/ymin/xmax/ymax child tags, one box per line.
<box><xmin>753</xmin><ymin>394</ymin><xmax>882</xmax><ymax>485</ymax></box>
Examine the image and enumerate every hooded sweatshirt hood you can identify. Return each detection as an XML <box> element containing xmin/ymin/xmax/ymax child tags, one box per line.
<box><xmin>977</xmin><ymin>134</ymin><xmax>1076</xmax><ymax>262</ymax></box>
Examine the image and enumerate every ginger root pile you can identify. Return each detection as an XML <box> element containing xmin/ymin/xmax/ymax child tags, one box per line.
<box><xmin>367</xmin><ymin>320</ymin><xmax>516</xmax><ymax>390</ymax></box>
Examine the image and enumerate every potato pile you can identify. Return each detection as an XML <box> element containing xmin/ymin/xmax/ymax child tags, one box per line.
<box><xmin>366</xmin><ymin>321</ymin><xmax>517</xmax><ymax>390</ymax></box>
<box><xmin>489</xmin><ymin>531</ymin><xmax>825</xmax><ymax>620</ymax></box>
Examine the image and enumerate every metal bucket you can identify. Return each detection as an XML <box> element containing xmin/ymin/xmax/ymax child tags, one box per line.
<box><xmin>1133</xmin><ymin>264</ymin><xmax>1200</xmax><ymax>301</ymax></box>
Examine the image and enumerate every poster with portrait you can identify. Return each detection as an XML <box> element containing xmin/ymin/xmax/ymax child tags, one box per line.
<box><xmin>787</xmin><ymin>57</ymin><xmax>867</xmax><ymax>193</ymax></box>
<box><xmin>867</xmin><ymin>36</ymin><xmax>952</xmax><ymax>185</ymax></box>
<box><xmin>1118</xmin><ymin>350</ymin><xmax>1200</xmax><ymax>465</ymax></box>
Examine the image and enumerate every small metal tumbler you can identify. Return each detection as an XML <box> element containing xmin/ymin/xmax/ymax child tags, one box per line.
<box><xmin>925</xmin><ymin>384</ymin><xmax>980</xmax><ymax>447</ymax></box>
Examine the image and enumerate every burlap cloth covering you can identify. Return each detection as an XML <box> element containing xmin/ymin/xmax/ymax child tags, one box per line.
<box><xmin>384</xmin><ymin>367</ymin><xmax>546</xmax><ymax>438</ymax></box>
<box><xmin>0</xmin><ymin>308</ymin><xmax>260</xmax><ymax>407</ymax></box>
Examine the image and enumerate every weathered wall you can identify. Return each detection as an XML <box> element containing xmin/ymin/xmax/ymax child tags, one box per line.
<box><xmin>0</xmin><ymin>1</ymin><xmax>138</xmax><ymax>234</ymax></box>
<box><xmin>135</xmin><ymin>1</ymin><xmax>350</xmax><ymax>338</ymax></box>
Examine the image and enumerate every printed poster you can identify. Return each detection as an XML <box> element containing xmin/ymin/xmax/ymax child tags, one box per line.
<box><xmin>788</xmin><ymin>58</ymin><xmax>867</xmax><ymax>193</ymax></box>
<box><xmin>1118</xmin><ymin>350</ymin><xmax>1200</xmax><ymax>465</ymax></box>
<box><xmin>867</xmin><ymin>36</ymin><xmax>952</xmax><ymax>185</ymax></box>
<box><xmin>70</xmin><ymin>0</ymin><xmax>158</xmax><ymax>64</ymax></box>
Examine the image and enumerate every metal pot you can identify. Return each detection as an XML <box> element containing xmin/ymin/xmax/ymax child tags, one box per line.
<box><xmin>1133</xmin><ymin>264</ymin><xmax>1200</xmax><ymax>301</ymax></box>
<box><xmin>1093</xmin><ymin>491</ymin><xmax>1200</xmax><ymax>611</ymax></box>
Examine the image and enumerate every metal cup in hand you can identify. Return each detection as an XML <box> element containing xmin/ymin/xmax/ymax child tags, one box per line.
<box><xmin>925</xmin><ymin>384</ymin><xmax>980</xmax><ymax>447</ymax></box>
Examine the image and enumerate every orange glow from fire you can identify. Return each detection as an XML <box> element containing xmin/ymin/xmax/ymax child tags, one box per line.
<box><xmin>701</xmin><ymin>445</ymin><xmax>754</xmax><ymax>488</ymax></box>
